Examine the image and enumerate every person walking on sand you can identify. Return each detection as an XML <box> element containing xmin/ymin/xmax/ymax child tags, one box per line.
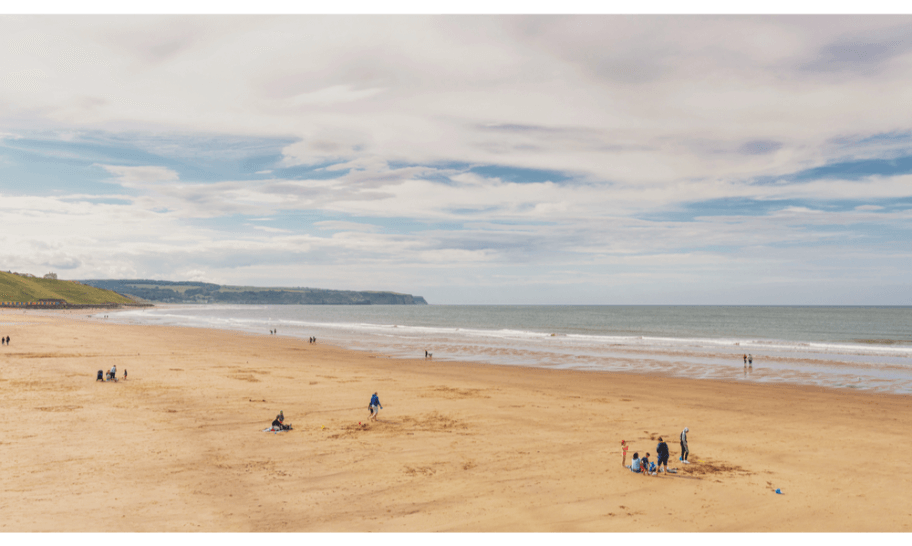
<box><xmin>369</xmin><ymin>392</ymin><xmax>383</xmax><ymax>421</ymax></box>
<box><xmin>680</xmin><ymin>427</ymin><xmax>690</xmax><ymax>464</ymax></box>
<box><xmin>748</xmin><ymin>354</ymin><xmax>753</xmax><ymax>366</ymax></box>
<box><xmin>656</xmin><ymin>437</ymin><xmax>670</xmax><ymax>474</ymax></box>
<box><xmin>743</xmin><ymin>354</ymin><xmax>747</xmax><ymax>365</ymax></box>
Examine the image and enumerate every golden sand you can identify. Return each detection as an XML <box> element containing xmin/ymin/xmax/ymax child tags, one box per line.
<box><xmin>1</xmin><ymin>310</ymin><xmax>910</xmax><ymax>531</ymax></box>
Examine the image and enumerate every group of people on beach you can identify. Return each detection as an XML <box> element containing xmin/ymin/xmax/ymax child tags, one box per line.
<box><xmin>622</xmin><ymin>427</ymin><xmax>690</xmax><ymax>476</ymax></box>
<box><xmin>97</xmin><ymin>365</ymin><xmax>126</xmax><ymax>382</ymax></box>
<box><xmin>743</xmin><ymin>354</ymin><xmax>753</xmax><ymax>366</ymax></box>
<box><xmin>1</xmin><ymin>335</ymin><xmax>9</xmax><ymax>345</ymax></box>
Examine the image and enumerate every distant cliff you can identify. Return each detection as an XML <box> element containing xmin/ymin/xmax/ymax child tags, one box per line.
<box><xmin>78</xmin><ymin>279</ymin><xmax>429</xmax><ymax>305</ymax></box>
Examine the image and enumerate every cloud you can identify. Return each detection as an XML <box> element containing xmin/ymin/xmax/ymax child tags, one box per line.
<box><xmin>314</xmin><ymin>221</ymin><xmax>381</xmax><ymax>232</ymax></box>
<box><xmin>739</xmin><ymin>140</ymin><xmax>783</xmax><ymax>155</ymax></box>
<box><xmin>249</xmin><ymin>225</ymin><xmax>292</xmax><ymax>233</ymax></box>
<box><xmin>288</xmin><ymin>84</ymin><xmax>386</xmax><ymax>107</ymax></box>
<box><xmin>97</xmin><ymin>164</ymin><xmax>180</xmax><ymax>186</ymax></box>
<box><xmin>2</xmin><ymin>16</ymin><xmax>912</xmax><ymax>303</ymax></box>
<box><xmin>800</xmin><ymin>22</ymin><xmax>912</xmax><ymax>76</ymax></box>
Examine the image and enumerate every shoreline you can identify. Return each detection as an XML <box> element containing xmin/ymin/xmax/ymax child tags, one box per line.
<box><xmin>92</xmin><ymin>306</ymin><xmax>912</xmax><ymax>396</ymax></box>
<box><xmin>2</xmin><ymin>312</ymin><xmax>911</xmax><ymax>531</ymax></box>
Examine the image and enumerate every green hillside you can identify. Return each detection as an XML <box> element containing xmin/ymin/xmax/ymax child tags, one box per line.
<box><xmin>0</xmin><ymin>271</ymin><xmax>135</xmax><ymax>305</ymax></box>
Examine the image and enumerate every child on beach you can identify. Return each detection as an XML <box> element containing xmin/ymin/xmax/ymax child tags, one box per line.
<box><xmin>621</xmin><ymin>440</ymin><xmax>629</xmax><ymax>466</ymax></box>
<box><xmin>641</xmin><ymin>453</ymin><xmax>653</xmax><ymax>476</ymax></box>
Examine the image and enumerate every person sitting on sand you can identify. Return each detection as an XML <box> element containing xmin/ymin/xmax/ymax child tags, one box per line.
<box><xmin>656</xmin><ymin>437</ymin><xmax>670</xmax><ymax>474</ymax></box>
<box><xmin>369</xmin><ymin>392</ymin><xmax>383</xmax><ymax>421</ymax></box>
<box><xmin>628</xmin><ymin>452</ymin><xmax>642</xmax><ymax>473</ymax></box>
<box><xmin>271</xmin><ymin>411</ymin><xmax>291</xmax><ymax>431</ymax></box>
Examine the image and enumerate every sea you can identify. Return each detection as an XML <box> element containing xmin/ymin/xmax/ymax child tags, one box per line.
<box><xmin>98</xmin><ymin>305</ymin><xmax>912</xmax><ymax>395</ymax></box>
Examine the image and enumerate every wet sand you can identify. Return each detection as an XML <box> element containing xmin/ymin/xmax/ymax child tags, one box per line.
<box><xmin>1</xmin><ymin>310</ymin><xmax>911</xmax><ymax>531</ymax></box>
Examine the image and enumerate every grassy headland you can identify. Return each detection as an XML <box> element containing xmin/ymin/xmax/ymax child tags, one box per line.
<box><xmin>0</xmin><ymin>271</ymin><xmax>135</xmax><ymax>305</ymax></box>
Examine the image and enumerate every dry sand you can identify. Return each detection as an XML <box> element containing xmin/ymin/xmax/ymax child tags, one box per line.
<box><xmin>1</xmin><ymin>310</ymin><xmax>911</xmax><ymax>532</ymax></box>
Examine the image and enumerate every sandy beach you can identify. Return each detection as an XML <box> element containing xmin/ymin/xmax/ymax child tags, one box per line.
<box><xmin>1</xmin><ymin>309</ymin><xmax>911</xmax><ymax>532</ymax></box>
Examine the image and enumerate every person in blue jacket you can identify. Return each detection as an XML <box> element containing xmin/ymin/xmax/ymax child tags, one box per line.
<box><xmin>369</xmin><ymin>392</ymin><xmax>383</xmax><ymax>421</ymax></box>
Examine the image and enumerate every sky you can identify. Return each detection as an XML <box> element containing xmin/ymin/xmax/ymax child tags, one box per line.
<box><xmin>1</xmin><ymin>12</ymin><xmax>911</xmax><ymax>305</ymax></box>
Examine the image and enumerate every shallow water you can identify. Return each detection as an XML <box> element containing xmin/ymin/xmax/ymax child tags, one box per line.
<box><xmin>101</xmin><ymin>305</ymin><xmax>912</xmax><ymax>394</ymax></box>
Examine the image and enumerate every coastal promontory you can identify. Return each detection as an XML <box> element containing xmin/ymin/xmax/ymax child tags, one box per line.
<box><xmin>79</xmin><ymin>279</ymin><xmax>428</xmax><ymax>305</ymax></box>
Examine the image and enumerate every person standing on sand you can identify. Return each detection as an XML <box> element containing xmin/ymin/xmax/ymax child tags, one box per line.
<box><xmin>743</xmin><ymin>354</ymin><xmax>747</xmax><ymax>365</ymax></box>
<box><xmin>680</xmin><ymin>427</ymin><xmax>690</xmax><ymax>464</ymax></box>
<box><xmin>656</xmin><ymin>437</ymin><xmax>670</xmax><ymax>474</ymax></box>
<box><xmin>369</xmin><ymin>392</ymin><xmax>383</xmax><ymax>421</ymax></box>
<box><xmin>748</xmin><ymin>354</ymin><xmax>753</xmax><ymax>366</ymax></box>
<box><xmin>621</xmin><ymin>440</ymin><xmax>629</xmax><ymax>466</ymax></box>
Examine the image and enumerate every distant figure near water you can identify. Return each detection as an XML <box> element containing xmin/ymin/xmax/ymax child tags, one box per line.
<box><xmin>748</xmin><ymin>354</ymin><xmax>753</xmax><ymax>366</ymax></box>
